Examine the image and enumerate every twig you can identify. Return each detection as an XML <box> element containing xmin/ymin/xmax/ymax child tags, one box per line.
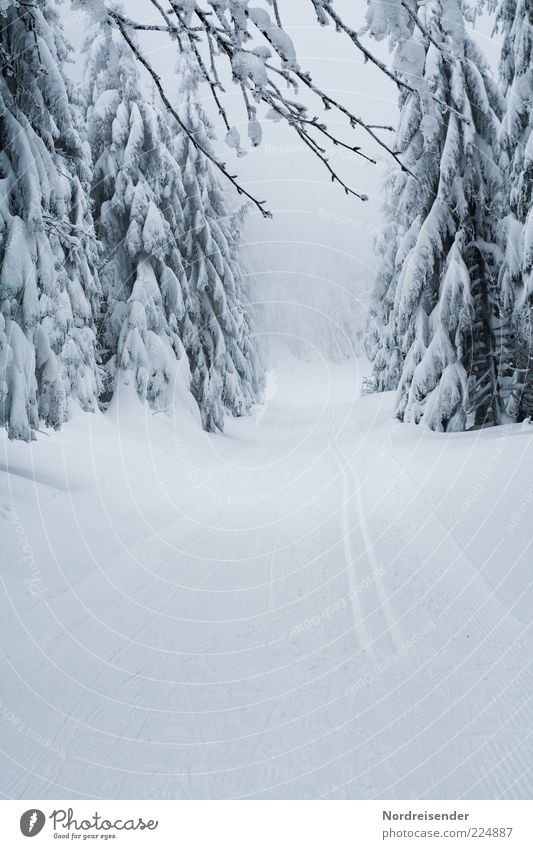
<box><xmin>111</xmin><ymin>12</ymin><xmax>272</xmax><ymax>218</ymax></box>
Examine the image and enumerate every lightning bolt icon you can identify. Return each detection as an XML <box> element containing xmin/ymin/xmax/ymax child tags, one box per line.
<box><xmin>28</xmin><ymin>811</ymin><xmax>38</xmax><ymax>833</ymax></box>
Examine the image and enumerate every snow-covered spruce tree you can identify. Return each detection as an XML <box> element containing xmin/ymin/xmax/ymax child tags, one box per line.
<box><xmin>83</xmin><ymin>16</ymin><xmax>190</xmax><ymax>413</ymax></box>
<box><xmin>364</xmin><ymin>0</ymin><xmax>419</xmax><ymax>392</ymax></box>
<box><xmin>0</xmin><ymin>0</ymin><xmax>100</xmax><ymax>440</ymax></box>
<box><xmin>367</xmin><ymin>0</ymin><xmax>507</xmax><ymax>431</ymax></box>
<box><xmin>174</xmin><ymin>51</ymin><xmax>259</xmax><ymax>432</ymax></box>
<box><xmin>496</xmin><ymin>0</ymin><xmax>533</xmax><ymax>419</ymax></box>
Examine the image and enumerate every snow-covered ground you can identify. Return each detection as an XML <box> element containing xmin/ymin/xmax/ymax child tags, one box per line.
<box><xmin>1</xmin><ymin>354</ymin><xmax>532</xmax><ymax>799</ymax></box>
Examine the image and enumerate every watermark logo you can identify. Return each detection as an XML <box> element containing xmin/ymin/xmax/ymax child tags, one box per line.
<box><xmin>20</xmin><ymin>809</ymin><xmax>45</xmax><ymax>837</ymax></box>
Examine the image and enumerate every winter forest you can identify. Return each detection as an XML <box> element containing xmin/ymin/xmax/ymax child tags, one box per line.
<box><xmin>0</xmin><ymin>0</ymin><xmax>531</xmax><ymax>438</ymax></box>
<box><xmin>1</xmin><ymin>0</ymin><xmax>532</xmax><ymax>802</ymax></box>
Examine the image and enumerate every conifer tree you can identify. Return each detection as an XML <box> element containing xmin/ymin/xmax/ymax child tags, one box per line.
<box><xmin>84</xmin><ymin>17</ymin><xmax>189</xmax><ymax>412</ymax></box>
<box><xmin>175</xmin><ymin>51</ymin><xmax>260</xmax><ymax>432</ymax></box>
<box><xmin>0</xmin><ymin>0</ymin><xmax>100</xmax><ymax>440</ymax></box>
<box><xmin>496</xmin><ymin>0</ymin><xmax>533</xmax><ymax>418</ymax></box>
<box><xmin>364</xmin><ymin>1</ymin><xmax>420</xmax><ymax>392</ymax></box>
<box><xmin>84</xmin><ymin>19</ymin><xmax>259</xmax><ymax>429</ymax></box>
<box><xmin>366</xmin><ymin>0</ymin><xmax>506</xmax><ymax>431</ymax></box>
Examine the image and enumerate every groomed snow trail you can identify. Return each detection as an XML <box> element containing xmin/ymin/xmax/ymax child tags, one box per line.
<box><xmin>1</xmin><ymin>358</ymin><xmax>532</xmax><ymax>799</ymax></box>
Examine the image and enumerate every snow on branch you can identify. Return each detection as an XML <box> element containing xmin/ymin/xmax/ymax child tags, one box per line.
<box><xmin>109</xmin><ymin>10</ymin><xmax>272</xmax><ymax>218</ymax></box>
<box><xmin>102</xmin><ymin>0</ymin><xmax>425</xmax><ymax>211</ymax></box>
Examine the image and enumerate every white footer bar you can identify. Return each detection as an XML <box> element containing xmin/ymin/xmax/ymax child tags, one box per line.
<box><xmin>2</xmin><ymin>800</ymin><xmax>531</xmax><ymax>848</ymax></box>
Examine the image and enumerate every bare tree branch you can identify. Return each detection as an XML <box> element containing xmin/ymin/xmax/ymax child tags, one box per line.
<box><xmin>110</xmin><ymin>11</ymin><xmax>272</xmax><ymax>218</ymax></box>
<box><xmin>317</xmin><ymin>1</ymin><xmax>419</xmax><ymax>93</ymax></box>
<box><xmin>270</xmin><ymin>0</ymin><xmax>284</xmax><ymax>29</ymax></box>
<box><xmin>103</xmin><ymin>0</ymin><xmax>437</xmax><ymax>210</ymax></box>
<box><xmin>242</xmin><ymin>8</ymin><xmax>415</xmax><ymax>176</ymax></box>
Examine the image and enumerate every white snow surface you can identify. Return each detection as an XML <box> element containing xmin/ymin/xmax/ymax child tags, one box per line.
<box><xmin>1</xmin><ymin>355</ymin><xmax>532</xmax><ymax>799</ymax></box>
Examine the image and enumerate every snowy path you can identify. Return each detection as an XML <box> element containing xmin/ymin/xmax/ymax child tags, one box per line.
<box><xmin>1</xmin><ymin>358</ymin><xmax>532</xmax><ymax>799</ymax></box>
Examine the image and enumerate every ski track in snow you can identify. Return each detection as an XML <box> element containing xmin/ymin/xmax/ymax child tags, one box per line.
<box><xmin>327</xmin><ymin>418</ymin><xmax>377</xmax><ymax>662</ymax></box>
<box><xmin>0</xmin><ymin>358</ymin><xmax>532</xmax><ymax>799</ymax></box>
